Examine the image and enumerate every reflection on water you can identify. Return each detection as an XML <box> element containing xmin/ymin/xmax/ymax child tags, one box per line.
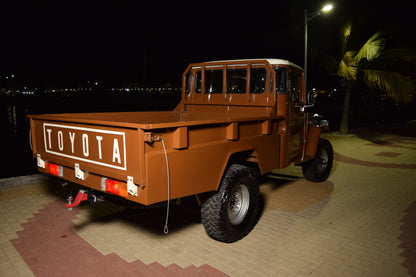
<box><xmin>7</xmin><ymin>103</ymin><xmax>18</xmax><ymax>133</ymax></box>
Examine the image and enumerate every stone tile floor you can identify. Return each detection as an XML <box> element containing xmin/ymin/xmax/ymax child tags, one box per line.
<box><xmin>1</xmin><ymin>122</ymin><xmax>416</xmax><ymax>276</ymax></box>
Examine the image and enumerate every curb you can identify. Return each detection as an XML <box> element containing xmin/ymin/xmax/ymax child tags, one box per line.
<box><xmin>0</xmin><ymin>174</ymin><xmax>55</xmax><ymax>191</ymax></box>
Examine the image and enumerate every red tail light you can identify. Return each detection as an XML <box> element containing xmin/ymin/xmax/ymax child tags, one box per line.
<box><xmin>104</xmin><ymin>178</ymin><xmax>128</xmax><ymax>198</ymax></box>
<box><xmin>48</xmin><ymin>163</ymin><xmax>63</xmax><ymax>177</ymax></box>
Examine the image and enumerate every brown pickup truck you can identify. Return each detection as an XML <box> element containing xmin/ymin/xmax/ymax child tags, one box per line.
<box><xmin>29</xmin><ymin>59</ymin><xmax>333</xmax><ymax>242</ymax></box>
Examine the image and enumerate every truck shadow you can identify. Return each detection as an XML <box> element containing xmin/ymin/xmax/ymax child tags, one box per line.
<box><xmin>87</xmin><ymin>204</ymin><xmax>202</xmax><ymax>236</ymax></box>
<box><xmin>74</xmin><ymin>198</ymin><xmax>202</xmax><ymax>237</ymax></box>
<box><xmin>40</xmin><ymin>179</ymin><xmax>201</xmax><ymax>236</ymax></box>
<box><xmin>42</xmin><ymin>175</ymin><xmax>334</xmax><ymax>237</ymax></box>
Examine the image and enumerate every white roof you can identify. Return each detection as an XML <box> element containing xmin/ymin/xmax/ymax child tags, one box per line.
<box><xmin>203</xmin><ymin>58</ymin><xmax>303</xmax><ymax>71</ymax></box>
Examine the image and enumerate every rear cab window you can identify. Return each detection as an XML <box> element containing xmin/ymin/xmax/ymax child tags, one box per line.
<box><xmin>250</xmin><ymin>67</ymin><xmax>267</xmax><ymax>94</ymax></box>
<box><xmin>183</xmin><ymin>60</ymin><xmax>277</xmax><ymax>106</ymax></box>
<box><xmin>185</xmin><ymin>67</ymin><xmax>202</xmax><ymax>94</ymax></box>
<box><xmin>227</xmin><ymin>65</ymin><xmax>247</xmax><ymax>94</ymax></box>
<box><xmin>204</xmin><ymin>66</ymin><xmax>223</xmax><ymax>94</ymax></box>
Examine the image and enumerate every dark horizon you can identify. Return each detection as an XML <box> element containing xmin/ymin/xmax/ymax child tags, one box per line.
<box><xmin>2</xmin><ymin>1</ymin><xmax>415</xmax><ymax>89</ymax></box>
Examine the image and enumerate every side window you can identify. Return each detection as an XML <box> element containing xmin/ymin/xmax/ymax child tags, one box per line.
<box><xmin>275</xmin><ymin>67</ymin><xmax>288</xmax><ymax>94</ymax></box>
<box><xmin>195</xmin><ymin>70</ymin><xmax>201</xmax><ymax>93</ymax></box>
<box><xmin>250</xmin><ymin>68</ymin><xmax>266</xmax><ymax>94</ymax></box>
<box><xmin>185</xmin><ymin>72</ymin><xmax>193</xmax><ymax>94</ymax></box>
<box><xmin>290</xmin><ymin>71</ymin><xmax>302</xmax><ymax>103</ymax></box>
<box><xmin>227</xmin><ymin>68</ymin><xmax>246</xmax><ymax>94</ymax></box>
<box><xmin>205</xmin><ymin>68</ymin><xmax>223</xmax><ymax>94</ymax></box>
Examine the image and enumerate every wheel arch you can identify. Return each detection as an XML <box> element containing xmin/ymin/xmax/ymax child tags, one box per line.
<box><xmin>214</xmin><ymin>149</ymin><xmax>261</xmax><ymax>192</ymax></box>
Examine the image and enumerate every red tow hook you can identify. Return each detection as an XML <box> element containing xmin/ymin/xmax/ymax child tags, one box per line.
<box><xmin>65</xmin><ymin>190</ymin><xmax>88</xmax><ymax>209</ymax></box>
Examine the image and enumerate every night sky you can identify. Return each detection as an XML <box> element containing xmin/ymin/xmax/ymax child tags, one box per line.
<box><xmin>1</xmin><ymin>0</ymin><xmax>415</xmax><ymax>88</ymax></box>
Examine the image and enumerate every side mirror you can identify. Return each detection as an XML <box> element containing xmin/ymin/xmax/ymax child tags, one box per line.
<box><xmin>306</xmin><ymin>91</ymin><xmax>315</xmax><ymax>106</ymax></box>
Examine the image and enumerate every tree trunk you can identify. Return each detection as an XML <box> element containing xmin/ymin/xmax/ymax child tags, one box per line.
<box><xmin>339</xmin><ymin>79</ymin><xmax>353</xmax><ymax>135</ymax></box>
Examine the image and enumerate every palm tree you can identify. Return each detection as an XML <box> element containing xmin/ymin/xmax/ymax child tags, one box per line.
<box><xmin>319</xmin><ymin>23</ymin><xmax>415</xmax><ymax>134</ymax></box>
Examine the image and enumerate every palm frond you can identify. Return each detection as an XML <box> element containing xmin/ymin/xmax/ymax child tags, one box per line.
<box><xmin>338</xmin><ymin>51</ymin><xmax>357</xmax><ymax>80</ymax></box>
<box><xmin>379</xmin><ymin>48</ymin><xmax>416</xmax><ymax>63</ymax></box>
<box><xmin>355</xmin><ymin>32</ymin><xmax>385</xmax><ymax>62</ymax></box>
<box><xmin>341</xmin><ymin>23</ymin><xmax>352</xmax><ymax>56</ymax></box>
<box><xmin>374</xmin><ymin>48</ymin><xmax>416</xmax><ymax>74</ymax></box>
<box><xmin>362</xmin><ymin>69</ymin><xmax>414</xmax><ymax>104</ymax></box>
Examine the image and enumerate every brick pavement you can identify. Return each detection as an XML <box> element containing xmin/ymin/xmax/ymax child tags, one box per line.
<box><xmin>1</xmin><ymin>122</ymin><xmax>416</xmax><ymax>276</ymax></box>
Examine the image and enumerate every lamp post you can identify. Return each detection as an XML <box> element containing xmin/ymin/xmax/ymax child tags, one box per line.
<box><xmin>304</xmin><ymin>4</ymin><xmax>333</xmax><ymax>91</ymax></box>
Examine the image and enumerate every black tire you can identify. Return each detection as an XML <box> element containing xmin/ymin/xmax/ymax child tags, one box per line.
<box><xmin>302</xmin><ymin>138</ymin><xmax>333</xmax><ymax>182</ymax></box>
<box><xmin>201</xmin><ymin>164</ymin><xmax>259</xmax><ymax>243</ymax></box>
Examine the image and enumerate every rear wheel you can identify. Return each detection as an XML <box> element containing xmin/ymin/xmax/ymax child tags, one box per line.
<box><xmin>302</xmin><ymin>138</ymin><xmax>333</xmax><ymax>182</ymax></box>
<box><xmin>201</xmin><ymin>164</ymin><xmax>259</xmax><ymax>243</ymax></box>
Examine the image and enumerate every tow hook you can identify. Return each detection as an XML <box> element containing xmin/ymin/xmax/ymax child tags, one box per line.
<box><xmin>66</xmin><ymin>195</ymin><xmax>74</xmax><ymax>211</ymax></box>
<box><xmin>65</xmin><ymin>189</ymin><xmax>103</xmax><ymax>210</ymax></box>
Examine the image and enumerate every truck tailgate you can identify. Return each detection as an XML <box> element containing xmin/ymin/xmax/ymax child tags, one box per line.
<box><xmin>29</xmin><ymin>113</ymin><xmax>148</xmax><ymax>202</ymax></box>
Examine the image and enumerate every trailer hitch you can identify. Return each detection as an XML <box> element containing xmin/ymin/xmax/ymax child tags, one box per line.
<box><xmin>65</xmin><ymin>189</ymin><xmax>103</xmax><ymax>210</ymax></box>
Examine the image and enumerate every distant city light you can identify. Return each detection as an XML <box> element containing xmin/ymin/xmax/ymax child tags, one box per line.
<box><xmin>1</xmin><ymin>81</ymin><xmax>180</xmax><ymax>96</ymax></box>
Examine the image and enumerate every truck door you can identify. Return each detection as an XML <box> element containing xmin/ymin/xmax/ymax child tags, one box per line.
<box><xmin>288</xmin><ymin>69</ymin><xmax>305</xmax><ymax>163</ymax></box>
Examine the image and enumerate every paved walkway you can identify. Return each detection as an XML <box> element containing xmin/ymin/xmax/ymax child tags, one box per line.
<box><xmin>1</xmin><ymin>121</ymin><xmax>415</xmax><ymax>276</ymax></box>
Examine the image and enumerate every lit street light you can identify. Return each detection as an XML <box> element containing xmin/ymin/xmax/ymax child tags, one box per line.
<box><xmin>322</xmin><ymin>4</ymin><xmax>333</xmax><ymax>12</ymax></box>
<box><xmin>304</xmin><ymin>3</ymin><xmax>333</xmax><ymax>91</ymax></box>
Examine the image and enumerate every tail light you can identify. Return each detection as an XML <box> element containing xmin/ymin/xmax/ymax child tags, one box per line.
<box><xmin>102</xmin><ymin>178</ymin><xmax>128</xmax><ymax>198</ymax></box>
<box><xmin>47</xmin><ymin>163</ymin><xmax>63</xmax><ymax>177</ymax></box>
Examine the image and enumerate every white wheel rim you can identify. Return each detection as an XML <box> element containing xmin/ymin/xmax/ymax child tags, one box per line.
<box><xmin>228</xmin><ymin>184</ymin><xmax>250</xmax><ymax>225</ymax></box>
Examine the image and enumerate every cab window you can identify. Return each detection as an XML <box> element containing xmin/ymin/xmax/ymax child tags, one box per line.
<box><xmin>185</xmin><ymin>72</ymin><xmax>192</xmax><ymax>94</ymax></box>
<box><xmin>205</xmin><ymin>68</ymin><xmax>223</xmax><ymax>94</ymax></box>
<box><xmin>227</xmin><ymin>67</ymin><xmax>246</xmax><ymax>94</ymax></box>
<box><xmin>195</xmin><ymin>70</ymin><xmax>201</xmax><ymax>93</ymax></box>
<box><xmin>250</xmin><ymin>68</ymin><xmax>266</xmax><ymax>94</ymax></box>
<box><xmin>275</xmin><ymin>67</ymin><xmax>288</xmax><ymax>94</ymax></box>
<box><xmin>290</xmin><ymin>71</ymin><xmax>302</xmax><ymax>103</ymax></box>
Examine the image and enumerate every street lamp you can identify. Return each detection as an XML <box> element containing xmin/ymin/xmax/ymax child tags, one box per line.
<box><xmin>322</xmin><ymin>4</ymin><xmax>333</xmax><ymax>12</ymax></box>
<box><xmin>304</xmin><ymin>3</ymin><xmax>333</xmax><ymax>91</ymax></box>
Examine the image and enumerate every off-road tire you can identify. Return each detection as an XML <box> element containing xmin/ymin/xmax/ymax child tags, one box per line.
<box><xmin>302</xmin><ymin>138</ymin><xmax>333</xmax><ymax>182</ymax></box>
<box><xmin>201</xmin><ymin>164</ymin><xmax>259</xmax><ymax>243</ymax></box>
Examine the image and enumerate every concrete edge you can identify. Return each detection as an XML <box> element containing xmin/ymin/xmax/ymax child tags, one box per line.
<box><xmin>0</xmin><ymin>174</ymin><xmax>56</xmax><ymax>191</ymax></box>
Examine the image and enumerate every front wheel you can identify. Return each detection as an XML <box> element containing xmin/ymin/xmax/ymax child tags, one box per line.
<box><xmin>201</xmin><ymin>164</ymin><xmax>259</xmax><ymax>243</ymax></box>
<box><xmin>302</xmin><ymin>138</ymin><xmax>333</xmax><ymax>182</ymax></box>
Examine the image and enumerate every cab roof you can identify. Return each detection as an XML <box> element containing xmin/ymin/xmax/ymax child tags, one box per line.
<box><xmin>201</xmin><ymin>58</ymin><xmax>303</xmax><ymax>71</ymax></box>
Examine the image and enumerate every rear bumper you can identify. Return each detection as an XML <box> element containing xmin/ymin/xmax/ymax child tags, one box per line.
<box><xmin>36</xmin><ymin>160</ymin><xmax>148</xmax><ymax>205</ymax></box>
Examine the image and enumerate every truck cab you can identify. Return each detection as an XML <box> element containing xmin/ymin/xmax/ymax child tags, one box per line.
<box><xmin>178</xmin><ymin>59</ymin><xmax>323</xmax><ymax>167</ymax></box>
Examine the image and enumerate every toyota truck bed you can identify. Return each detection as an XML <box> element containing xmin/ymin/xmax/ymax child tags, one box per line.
<box><xmin>29</xmin><ymin>110</ymin><xmax>280</xmax><ymax>205</ymax></box>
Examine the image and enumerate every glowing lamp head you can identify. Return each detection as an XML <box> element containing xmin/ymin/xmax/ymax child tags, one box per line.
<box><xmin>322</xmin><ymin>4</ymin><xmax>333</xmax><ymax>13</ymax></box>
